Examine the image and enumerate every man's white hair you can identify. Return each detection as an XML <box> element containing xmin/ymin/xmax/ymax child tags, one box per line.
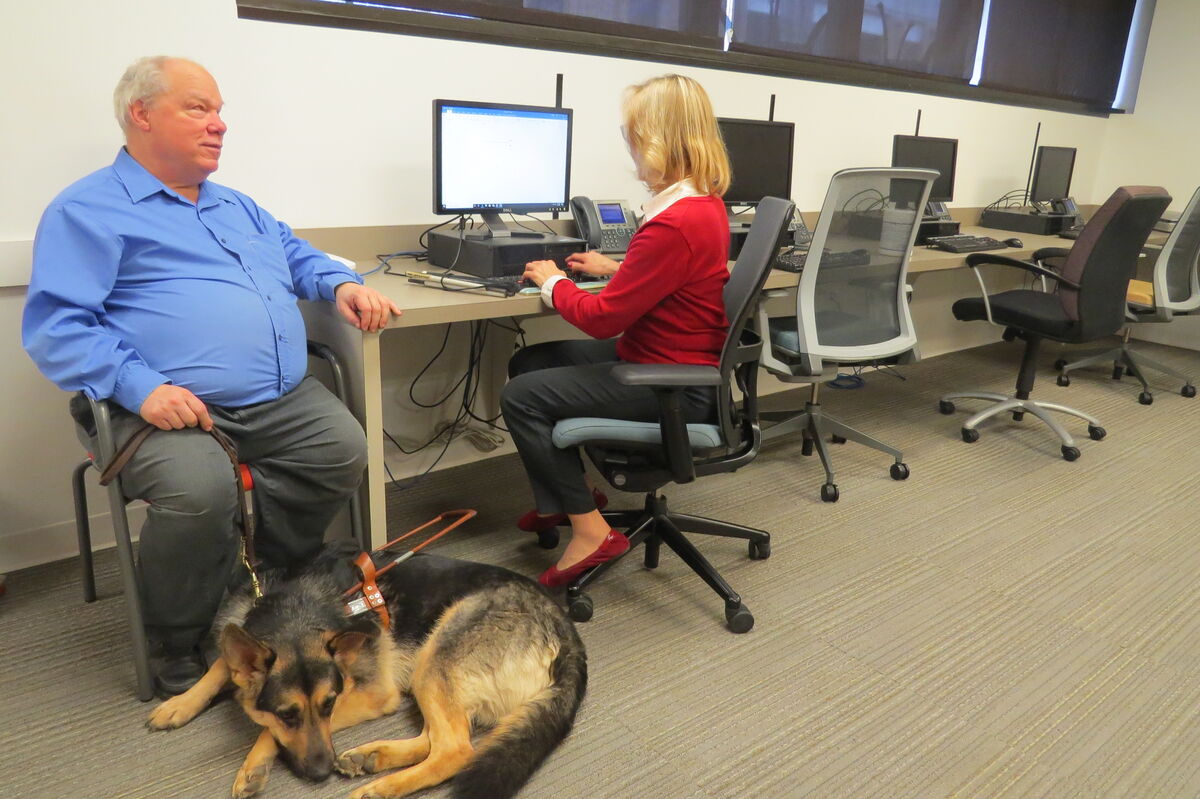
<box><xmin>113</xmin><ymin>56</ymin><xmax>181</xmax><ymax>132</ymax></box>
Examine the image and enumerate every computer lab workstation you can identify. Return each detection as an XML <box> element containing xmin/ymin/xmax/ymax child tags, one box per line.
<box><xmin>298</xmin><ymin>96</ymin><xmax>1182</xmax><ymax>554</ymax></box>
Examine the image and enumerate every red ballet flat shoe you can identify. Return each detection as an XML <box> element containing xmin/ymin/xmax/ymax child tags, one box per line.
<box><xmin>517</xmin><ymin>488</ymin><xmax>608</xmax><ymax>533</ymax></box>
<box><xmin>538</xmin><ymin>530</ymin><xmax>630</xmax><ymax>589</ymax></box>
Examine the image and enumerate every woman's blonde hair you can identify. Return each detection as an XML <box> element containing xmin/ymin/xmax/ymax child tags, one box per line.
<box><xmin>621</xmin><ymin>74</ymin><xmax>731</xmax><ymax>196</ymax></box>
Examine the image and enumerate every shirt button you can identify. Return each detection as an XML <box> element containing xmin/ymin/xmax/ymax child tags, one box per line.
<box><xmin>278</xmin><ymin>334</ymin><xmax>285</xmax><ymax>341</ymax></box>
<box><xmin>221</xmin><ymin>238</ymin><xmax>227</xmax><ymax>243</ymax></box>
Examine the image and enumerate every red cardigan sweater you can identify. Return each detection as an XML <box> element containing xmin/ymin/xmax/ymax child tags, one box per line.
<box><xmin>551</xmin><ymin>194</ymin><xmax>730</xmax><ymax>366</ymax></box>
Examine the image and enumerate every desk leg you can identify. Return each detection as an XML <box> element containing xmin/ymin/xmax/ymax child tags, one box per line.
<box><xmin>360</xmin><ymin>333</ymin><xmax>388</xmax><ymax>548</ymax></box>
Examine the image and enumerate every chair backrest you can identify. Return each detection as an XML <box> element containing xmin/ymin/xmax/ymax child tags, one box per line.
<box><xmin>714</xmin><ymin>196</ymin><xmax>795</xmax><ymax>446</ymax></box>
<box><xmin>1057</xmin><ymin>186</ymin><xmax>1171</xmax><ymax>340</ymax></box>
<box><xmin>1153</xmin><ymin>185</ymin><xmax>1200</xmax><ymax>313</ymax></box>
<box><xmin>792</xmin><ymin>167</ymin><xmax>936</xmax><ymax>374</ymax></box>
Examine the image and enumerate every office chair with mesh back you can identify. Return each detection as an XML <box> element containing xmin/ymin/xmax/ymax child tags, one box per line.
<box><xmin>939</xmin><ymin>186</ymin><xmax>1171</xmax><ymax>461</ymax></box>
<box><xmin>547</xmin><ymin>196</ymin><xmax>794</xmax><ymax>633</ymax></box>
<box><xmin>1055</xmin><ymin>185</ymin><xmax>1200</xmax><ymax>403</ymax></box>
<box><xmin>757</xmin><ymin>167</ymin><xmax>937</xmax><ymax>502</ymax></box>
<box><xmin>71</xmin><ymin>340</ymin><xmax>362</xmax><ymax>700</ymax></box>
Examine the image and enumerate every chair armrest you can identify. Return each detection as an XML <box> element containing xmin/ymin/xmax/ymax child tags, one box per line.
<box><xmin>964</xmin><ymin>253</ymin><xmax>1080</xmax><ymax>290</ymax></box>
<box><xmin>608</xmin><ymin>363</ymin><xmax>723</xmax><ymax>485</ymax></box>
<box><xmin>611</xmin><ymin>363</ymin><xmax>723</xmax><ymax>387</ymax></box>
<box><xmin>1033</xmin><ymin>246</ymin><xmax>1070</xmax><ymax>261</ymax></box>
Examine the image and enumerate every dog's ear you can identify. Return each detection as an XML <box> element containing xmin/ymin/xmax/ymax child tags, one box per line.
<box><xmin>220</xmin><ymin>624</ymin><xmax>274</xmax><ymax>687</ymax></box>
<box><xmin>326</xmin><ymin>625</ymin><xmax>379</xmax><ymax>671</ymax></box>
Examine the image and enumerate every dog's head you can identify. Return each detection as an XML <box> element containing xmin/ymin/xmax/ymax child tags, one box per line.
<box><xmin>220</xmin><ymin>622</ymin><xmax>379</xmax><ymax>781</ymax></box>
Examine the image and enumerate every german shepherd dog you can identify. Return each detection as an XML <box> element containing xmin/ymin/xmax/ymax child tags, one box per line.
<box><xmin>147</xmin><ymin>543</ymin><xmax>586</xmax><ymax>799</ymax></box>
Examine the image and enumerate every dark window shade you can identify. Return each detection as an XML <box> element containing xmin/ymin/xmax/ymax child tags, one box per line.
<box><xmin>730</xmin><ymin>0</ymin><xmax>985</xmax><ymax>82</ymax></box>
<box><xmin>979</xmin><ymin>0</ymin><xmax>1136</xmax><ymax>106</ymax></box>
<box><xmin>379</xmin><ymin>0</ymin><xmax>726</xmax><ymax>48</ymax></box>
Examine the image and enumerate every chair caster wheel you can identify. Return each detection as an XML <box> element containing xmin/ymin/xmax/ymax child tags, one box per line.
<box><xmin>1138</xmin><ymin>391</ymin><xmax>1153</xmax><ymax>405</ymax></box>
<box><xmin>890</xmin><ymin>462</ymin><xmax>910</xmax><ymax>480</ymax></box>
<box><xmin>1126</xmin><ymin>366</ymin><xmax>1136</xmax><ymax>376</ymax></box>
<box><xmin>748</xmin><ymin>539</ymin><xmax>771</xmax><ymax>560</ymax></box>
<box><xmin>801</xmin><ymin>437</ymin><xmax>814</xmax><ymax>456</ymax></box>
<box><xmin>1011</xmin><ymin>411</ymin><xmax>1025</xmax><ymax>422</ymax></box>
<box><xmin>1183</xmin><ymin>384</ymin><xmax>1196</xmax><ymax>398</ymax></box>
<box><xmin>567</xmin><ymin>593</ymin><xmax>593</xmax><ymax>623</ymax></box>
<box><xmin>830</xmin><ymin>434</ymin><xmax>846</xmax><ymax>444</ymax></box>
<box><xmin>1002</xmin><ymin>327</ymin><xmax>1017</xmax><ymax>342</ymax></box>
<box><xmin>535</xmin><ymin>529</ymin><xmax>560</xmax><ymax>549</ymax></box>
<box><xmin>820</xmin><ymin>483</ymin><xmax>839</xmax><ymax>502</ymax></box>
<box><xmin>1057</xmin><ymin>374</ymin><xmax>1071</xmax><ymax>387</ymax></box>
<box><xmin>1054</xmin><ymin>358</ymin><xmax>1068</xmax><ymax>370</ymax></box>
<box><xmin>938</xmin><ymin>400</ymin><xmax>955</xmax><ymax>415</ymax></box>
<box><xmin>1061</xmin><ymin>445</ymin><xmax>1081</xmax><ymax>462</ymax></box>
<box><xmin>725</xmin><ymin>601</ymin><xmax>754</xmax><ymax>634</ymax></box>
<box><xmin>961</xmin><ymin>428</ymin><xmax>980</xmax><ymax>443</ymax></box>
<box><xmin>1088</xmin><ymin>425</ymin><xmax>1106</xmax><ymax>441</ymax></box>
<box><xmin>1111</xmin><ymin>364</ymin><xmax>1124</xmax><ymax>380</ymax></box>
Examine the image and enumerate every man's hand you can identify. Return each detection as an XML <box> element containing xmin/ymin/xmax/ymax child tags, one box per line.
<box><xmin>565</xmin><ymin>250</ymin><xmax>620</xmax><ymax>277</ymax></box>
<box><xmin>523</xmin><ymin>259</ymin><xmax>568</xmax><ymax>288</ymax></box>
<box><xmin>335</xmin><ymin>283</ymin><xmax>402</xmax><ymax>333</ymax></box>
<box><xmin>140</xmin><ymin>385</ymin><xmax>213</xmax><ymax>431</ymax></box>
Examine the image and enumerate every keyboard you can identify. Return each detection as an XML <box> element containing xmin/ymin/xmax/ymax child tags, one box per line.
<box><xmin>926</xmin><ymin>234</ymin><xmax>1007</xmax><ymax>253</ymax></box>
<box><xmin>773</xmin><ymin>248</ymin><xmax>872</xmax><ymax>273</ymax></box>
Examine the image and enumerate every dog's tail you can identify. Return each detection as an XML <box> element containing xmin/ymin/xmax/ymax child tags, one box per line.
<box><xmin>450</xmin><ymin>622</ymin><xmax>587</xmax><ymax>799</ymax></box>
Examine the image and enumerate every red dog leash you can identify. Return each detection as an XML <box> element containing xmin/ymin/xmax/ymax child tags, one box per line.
<box><xmin>343</xmin><ymin>509</ymin><xmax>477</xmax><ymax>629</ymax></box>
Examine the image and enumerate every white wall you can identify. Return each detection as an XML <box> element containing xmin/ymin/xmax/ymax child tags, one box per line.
<box><xmin>1096</xmin><ymin>0</ymin><xmax>1200</xmax><ymax>350</ymax></box>
<box><xmin>0</xmin><ymin>0</ymin><xmax>1140</xmax><ymax>570</ymax></box>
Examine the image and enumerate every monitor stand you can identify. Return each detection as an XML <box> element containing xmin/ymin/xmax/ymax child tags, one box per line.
<box><xmin>466</xmin><ymin>211</ymin><xmax>545</xmax><ymax>240</ymax></box>
<box><xmin>728</xmin><ymin>207</ymin><xmax>752</xmax><ymax>231</ymax></box>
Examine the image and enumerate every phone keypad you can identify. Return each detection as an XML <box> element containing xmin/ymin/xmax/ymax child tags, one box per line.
<box><xmin>600</xmin><ymin>227</ymin><xmax>635</xmax><ymax>252</ymax></box>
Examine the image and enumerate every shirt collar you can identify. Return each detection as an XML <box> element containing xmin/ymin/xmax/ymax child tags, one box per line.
<box><xmin>112</xmin><ymin>147</ymin><xmax>223</xmax><ymax>208</ymax></box>
<box><xmin>641</xmin><ymin>178</ymin><xmax>703</xmax><ymax>222</ymax></box>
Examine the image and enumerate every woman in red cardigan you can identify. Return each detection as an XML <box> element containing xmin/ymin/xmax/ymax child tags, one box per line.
<box><xmin>501</xmin><ymin>74</ymin><xmax>732</xmax><ymax>588</ymax></box>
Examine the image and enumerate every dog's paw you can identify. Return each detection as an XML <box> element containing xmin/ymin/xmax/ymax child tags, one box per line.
<box><xmin>231</xmin><ymin>763</ymin><xmax>270</xmax><ymax>798</ymax></box>
<box><xmin>146</xmin><ymin>695</ymin><xmax>204</xmax><ymax>730</ymax></box>
<box><xmin>336</xmin><ymin>747</ymin><xmax>380</xmax><ymax>777</ymax></box>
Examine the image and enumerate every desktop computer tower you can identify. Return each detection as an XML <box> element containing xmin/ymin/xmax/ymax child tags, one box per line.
<box><xmin>846</xmin><ymin>211</ymin><xmax>958</xmax><ymax>244</ymax></box>
<box><xmin>979</xmin><ymin>209</ymin><xmax>1077</xmax><ymax>236</ymax></box>
<box><xmin>428</xmin><ymin>230</ymin><xmax>587</xmax><ymax>278</ymax></box>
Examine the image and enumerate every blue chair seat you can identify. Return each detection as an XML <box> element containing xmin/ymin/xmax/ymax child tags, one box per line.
<box><xmin>552</xmin><ymin>417</ymin><xmax>724</xmax><ymax>450</ymax></box>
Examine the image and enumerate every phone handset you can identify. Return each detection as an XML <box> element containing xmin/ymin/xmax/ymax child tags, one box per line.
<box><xmin>570</xmin><ymin>196</ymin><xmax>637</xmax><ymax>253</ymax></box>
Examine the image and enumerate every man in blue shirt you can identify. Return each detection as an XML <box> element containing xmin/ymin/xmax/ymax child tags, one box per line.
<box><xmin>23</xmin><ymin>56</ymin><xmax>401</xmax><ymax>696</ymax></box>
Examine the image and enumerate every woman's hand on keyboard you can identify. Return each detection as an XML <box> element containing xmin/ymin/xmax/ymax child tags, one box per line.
<box><xmin>566</xmin><ymin>250</ymin><xmax>620</xmax><ymax>277</ymax></box>
<box><xmin>523</xmin><ymin>259</ymin><xmax>568</xmax><ymax>287</ymax></box>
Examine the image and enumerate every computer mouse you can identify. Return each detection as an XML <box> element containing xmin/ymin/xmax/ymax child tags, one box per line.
<box><xmin>1004</xmin><ymin>237</ymin><xmax>1023</xmax><ymax>248</ymax></box>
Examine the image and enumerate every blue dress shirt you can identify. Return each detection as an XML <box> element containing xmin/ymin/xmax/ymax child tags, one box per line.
<box><xmin>23</xmin><ymin>148</ymin><xmax>362</xmax><ymax>413</ymax></box>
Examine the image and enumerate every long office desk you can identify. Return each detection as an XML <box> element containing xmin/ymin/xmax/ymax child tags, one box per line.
<box><xmin>302</xmin><ymin>225</ymin><xmax>1080</xmax><ymax>547</ymax></box>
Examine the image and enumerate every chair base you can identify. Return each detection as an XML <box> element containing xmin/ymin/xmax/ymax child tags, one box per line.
<box><xmin>562</xmin><ymin>492</ymin><xmax>770</xmax><ymax>633</ymax></box>
<box><xmin>761</xmin><ymin>400</ymin><xmax>907</xmax><ymax>503</ymax></box>
<box><xmin>1058</xmin><ymin>343</ymin><xmax>1195</xmax><ymax>403</ymax></box>
<box><xmin>939</xmin><ymin>390</ymin><xmax>1106</xmax><ymax>460</ymax></box>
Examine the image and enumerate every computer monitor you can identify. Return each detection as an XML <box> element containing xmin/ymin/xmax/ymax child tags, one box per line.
<box><xmin>1029</xmin><ymin>146</ymin><xmax>1077</xmax><ymax>205</ymax></box>
<box><xmin>891</xmin><ymin>134</ymin><xmax>958</xmax><ymax>217</ymax></box>
<box><xmin>433</xmin><ymin>99</ymin><xmax>573</xmax><ymax>237</ymax></box>
<box><xmin>718</xmin><ymin>118</ymin><xmax>795</xmax><ymax>215</ymax></box>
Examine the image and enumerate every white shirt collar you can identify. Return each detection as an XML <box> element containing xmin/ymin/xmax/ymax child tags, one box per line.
<box><xmin>641</xmin><ymin>178</ymin><xmax>704</xmax><ymax>223</ymax></box>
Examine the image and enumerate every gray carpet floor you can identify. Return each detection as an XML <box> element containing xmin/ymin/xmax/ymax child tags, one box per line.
<box><xmin>3</xmin><ymin>340</ymin><xmax>1200</xmax><ymax>799</ymax></box>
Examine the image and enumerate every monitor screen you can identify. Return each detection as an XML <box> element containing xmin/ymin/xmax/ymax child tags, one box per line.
<box><xmin>433</xmin><ymin>100</ymin><xmax>572</xmax><ymax>215</ymax></box>
<box><xmin>1029</xmin><ymin>146</ymin><xmax>1077</xmax><ymax>203</ymax></box>
<box><xmin>891</xmin><ymin>135</ymin><xmax>958</xmax><ymax>203</ymax></box>
<box><xmin>718</xmin><ymin>118</ymin><xmax>795</xmax><ymax>205</ymax></box>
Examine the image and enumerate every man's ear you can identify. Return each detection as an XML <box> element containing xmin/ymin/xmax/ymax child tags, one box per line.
<box><xmin>326</xmin><ymin>625</ymin><xmax>380</xmax><ymax>672</ymax></box>
<box><xmin>128</xmin><ymin>99</ymin><xmax>153</xmax><ymax>132</ymax></box>
<box><xmin>220</xmin><ymin>624</ymin><xmax>274</xmax><ymax>687</ymax></box>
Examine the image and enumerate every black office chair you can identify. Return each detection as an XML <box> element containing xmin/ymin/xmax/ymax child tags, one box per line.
<box><xmin>71</xmin><ymin>341</ymin><xmax>362</xmax><ymax>700</ymax></box>
<box><xmin>939</xmin><ymin>186</ymin><xmax>1171</xmax><ymax>460</ymax></box>
<box><xmin>548</xmin><ymin>196</ymin><xmax>795</xmax><ymax>633</ymax></box>
<box><xmin>1055</xmin><ymin>185</ymin><xmax>1200</xmax><ymax>403</ymax></box>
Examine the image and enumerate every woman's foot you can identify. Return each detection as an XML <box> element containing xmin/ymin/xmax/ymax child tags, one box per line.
<box><xmin>538</xmin><ymin>530</ymin><xmax>630</xmax><ymax>589</ymax></box>
<box><xmin>517</xmin><ymin>488</ymin><xmax>608</xmax><ymax>533</ymax></box>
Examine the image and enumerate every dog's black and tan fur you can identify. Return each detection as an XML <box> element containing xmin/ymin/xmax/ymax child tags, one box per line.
<box><xmin>147</xmin><ymin>544</ymin><xmax>586</xmax><ymax>799</ymax></box>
